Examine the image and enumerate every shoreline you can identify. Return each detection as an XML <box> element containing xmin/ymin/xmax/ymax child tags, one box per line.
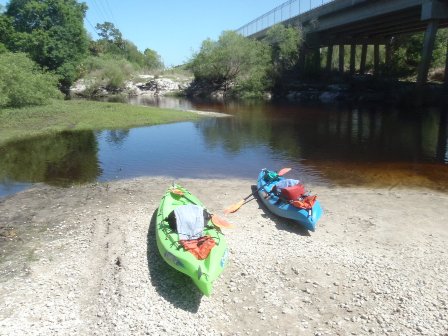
<box><xmin>0</xmin><ymin>99</ymin><xmax>205</xmax><ymax>147</ymax></box>
<box><xmin>0</xmin><ymin>176</ymin><xmax>447</xmax><ymax>335</ymax></box>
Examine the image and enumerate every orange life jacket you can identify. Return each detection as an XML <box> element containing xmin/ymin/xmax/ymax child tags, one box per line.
<box><xmin>180</xmin><ymin>235</ymin><xmax>216</xmax><ymax>260</ymax></box>
<box><xmin>291</xmin><ymin>195</ymin><xmax>317</xmax><ymax>210</ymax></box>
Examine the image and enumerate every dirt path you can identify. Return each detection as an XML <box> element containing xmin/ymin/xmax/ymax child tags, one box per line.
<box><xmin>1</xmin><ymin>177</ymin><xmax>447</xmax><ymax>335</ymax></box>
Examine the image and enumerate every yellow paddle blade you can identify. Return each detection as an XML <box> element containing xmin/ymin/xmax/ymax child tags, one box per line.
<box><xmin>223</xmin><ymin>199</ymin><xmax>244</xmax><ymax>214</ymax></box>
<box><xmin>211</xmin><ymin>214</ymin><xmax>234</xmax><ymax>228</ymax></box>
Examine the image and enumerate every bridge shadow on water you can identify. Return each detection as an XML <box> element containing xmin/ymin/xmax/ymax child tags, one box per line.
<box><xmin>250</xmin><ymin>185</ymin><xmax>311</xmax><ymax>237</ymax></box>
<box><xmin>146</xmin><ymin>210</ymin><xmax>202</xmax><ymax>313</ymax></box>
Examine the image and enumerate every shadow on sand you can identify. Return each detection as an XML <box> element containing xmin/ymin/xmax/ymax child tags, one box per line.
<box><xmin>250</xmin><ymin>185</ymin><xmax>311</xmax><ymax>237</ymax></box>
<box><xmin>146</xmin><ymin>210</ymin><xmax>202</xmax><ymax>313</ymax></box>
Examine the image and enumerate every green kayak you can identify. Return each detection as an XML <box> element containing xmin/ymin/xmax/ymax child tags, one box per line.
<box><xmin>155</xmin><ymin>184</ymin><xmax>229</xmax><ymax>296</ymax></box>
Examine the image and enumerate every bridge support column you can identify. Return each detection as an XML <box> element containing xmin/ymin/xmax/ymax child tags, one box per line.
<box><xmin>373</xmin><ymin>44</ymin><xmax>380</xmax><ymax>76</ymax></box>
<box><xmin>298</xmin><ymin>46</ymin><xmax>306</xmax><ymax>73</ymax></box>
<box><xmin>445</xmin><ymin>38</ymin><xmax>448</xmax><ymax>90</ymax></box>
<box><xmin>417</xmin><ymin>19</ymin><xmax>439</xmax><ymax>85</ymax></box>
<box><xmin>360</xmin><ymin>44</ymin><xmax>367</xmax><ymax>75</ymax></box>
<box><xmin>385</xmin><ymin>40</ymin><xmax>392</xmax><ymax>75</ymax></box>
<box><xmin>350</xmin><ymin>44</ymin><xmax>356</xmax><ymax>75</ymax></box>
<box><xmin>312</xmin><ymin>48</ymin><xmax>321</xmax><ymax>72</ymax></box>
<box><xmin>339</xmin><ymin>45</ymin><xmax>345</xmax><ymax>72</ymax></box>
<box><xmin>326</xmin><ymin>45</ymin><xmax>333</xmax><ymax>71</ymax></box>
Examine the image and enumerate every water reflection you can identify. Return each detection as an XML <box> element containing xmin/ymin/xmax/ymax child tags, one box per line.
<box><xmin>196</xmin><ymin>102</ymin><xmax>448</xmax><ymax>164</ymax></box>
<box><xmin>103</xmin><ymin>129</ymin><xmax>130</xmax><ymax>147</ymax></box>
<box><xmin>0</xmin><ymin>131</ymin><xmax>101</xmax><ymax>189</ymax></box>
<box><xmin>1</xmin><ymin>98</ymin><xmax>447</xmax><ymax>198</ymax></box>
<box><xmin>129</xmin><ymin>95</ymin><xmax>194</xmax><ymax>111</ymax></box>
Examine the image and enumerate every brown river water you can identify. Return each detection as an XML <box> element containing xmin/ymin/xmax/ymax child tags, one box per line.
<box><xmin>1</xmin><ymin>97</ymin><xmax>447</xmax><ymax>198</ymax></box>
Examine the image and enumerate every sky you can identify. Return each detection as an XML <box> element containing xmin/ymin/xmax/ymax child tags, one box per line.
<box><xmin>0</xmin><ymin>0</ymin><xmax>290</xmax><ymax>66</ymax></box>
<box><xmin>80</xmin><ymin>0</ymin><xmax>289</xmax><ymax>66</ymax></box>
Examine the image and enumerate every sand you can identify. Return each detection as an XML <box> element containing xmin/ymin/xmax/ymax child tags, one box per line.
<box><xmin>0</xmin><ymin>177</ymin><xmax>447</xmax><ymax>336</ymax></box>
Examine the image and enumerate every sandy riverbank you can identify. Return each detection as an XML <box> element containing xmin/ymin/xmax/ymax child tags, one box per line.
<box><xmin>0</xmin><ymin>177</ymin><xmax>447</xmax><ymax>335</ymax></box>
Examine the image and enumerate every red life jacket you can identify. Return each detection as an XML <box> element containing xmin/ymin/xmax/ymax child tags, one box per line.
<box><xmin>280</xmin><ymin>184</ymin><xmax>305</xmax><ymax>201</ymax></box>
<box><xmin>180</xmin><ymin>235</ymin><xmax>216</xmax><ymax>260</ymax></box>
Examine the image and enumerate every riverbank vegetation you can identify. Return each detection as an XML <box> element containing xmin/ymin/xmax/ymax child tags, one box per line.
<box><xmin>0</xmin><ymin>0</ymin><xmax>164</xmax><ymax>107</ymax></box>
<box><xmin>0</xmin><ymin>100</ymin><xmax>201</xmax><ymax>146</ymax></box>
<box><xmin>0</xmin><ymin>52</ymin><xmax>62</xmax><ymax>107</ymax></box>
<box><xmin>187</xmin><ymin>25</ymin><xmax>447</xmax><ymax>99</ymax></box>
<box><xmin>1</xmin><ymin>0</ymin><xmax>447</xmax><ymax>106</ymax></box>
<box><xmin>187</xmin><ymin>25</ymin><xmax>302</xmax><ymax>98</ymax></box>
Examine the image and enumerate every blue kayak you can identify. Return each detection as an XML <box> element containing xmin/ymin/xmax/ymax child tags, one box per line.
<box><xmin>257</xmin><ymin>169</ymin><xmax>323</xmax><ymax>231</ymax></box>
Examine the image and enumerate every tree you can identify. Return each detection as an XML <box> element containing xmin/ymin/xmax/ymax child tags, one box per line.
<box><xmin>263</xmin><ymin>24</ymin><xmax>301</xmax><ymax>72</ymax></box>
<box><xmin>143</xmin><ymin>48</ymin><xmax>163</xmax><ymax>70</ymax></box>
<box><xmin>189</xmin><ymin>31</ymin><xmax>272</xmax><ymax>96</ymax></box>
<box><xmin>4</xmin><ymin>0</ymin><xmax>89</xmax><ymax>94</ymax></box>
<box><xmin>95</xmin><ymin>21</ymin><xmax>123</xmax><ymax>43</ymax></box>
<box><xmin>389</xmin><ymin>28</ymin><xmax>448</xmax><ymax>77</ymax></box>
<box><xmin>92</xmin><ymin>21</ymin><xmax>161</xmax><ymax>70</ymax></box>
<box><xmin>0</xmin><ymin>13</ymin><xmax>14</xmax><ymax>50</ymax></box>
<box><xmin>94</xmin><ymin>21</ymin><xmax>126</xmax><ymax>55</ymax></box>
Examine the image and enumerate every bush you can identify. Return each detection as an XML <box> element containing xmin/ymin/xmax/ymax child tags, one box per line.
<box><xmin>189</xmin><ymin>31</ymin><xmax>272</xmax><ymax>97</ymax></box>
<box><xmin>0</xmin><ymin>52</ymin><xmax>62</xmax><ymax>108</ymax></box>
<box><xmin>79</xmin><ymin>55</ymin><xmax>137</xmax><ymax>93</ymax></box>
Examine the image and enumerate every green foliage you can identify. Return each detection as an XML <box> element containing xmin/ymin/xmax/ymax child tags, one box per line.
<box><xmin>0</xmin><ymin>51</ymin><xmax>62</xmax><ymax>108</ymax></box>
<box><xmin>264</xmin><ymin>24</ymin><xmax>301</xmax><ymax>72</ymax></box>
<box><xmin>189</xmin><ymin>30</ymin><xmax>272</xmax><ymax>97</ymax></box>
<box><xmin>0</xmin><ymin>14</ymin><xmax>14</xmax><ymax>44</ymax></box>
<box><xmin>188</xmin><ymin>25</ymin><xmax>304</xmax><ymax>97</ymax></box>
<box><xmin>388</xmin><ymin>28</ymin><xmax>447</xmax><ymax>77</ymax></box>
<box><xmin>93</xmin><ymin>21</ymin><xmax>125</xmax><ymax>57</ymax></box>
<box><xmin>143</xmin><ymin>48</ymin><xmax>164</xmax><ymax>70</ymax></box>
<box><xmin>432</xmin><ymin>28</ymin><xmax>448</xmax><ymax>68</ymax></box>
<box><xmin>95</xmin><ymin>21</ymin><xmax>123</xmax><ymax>43</ymax></box>
<box><xmin>79</xmin><ymin>55</ymin><xmax>137</xmax><ymax>94</ymax></box>
<box><xmin>90</xmin><ymin>21</ymin><xmax>164</xmax><ymax>71</ymax></box>
<box><xmin>4</xmin><ymin>0</ymin><xmax>89</xmax><ymax>93</ymax></box>
<box><xmin>0</xmin><ymin>131</ymin><xmax>100</xmax><ymax>186</ymax></box>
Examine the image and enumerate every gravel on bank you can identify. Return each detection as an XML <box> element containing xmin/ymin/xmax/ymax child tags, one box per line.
<box><xmin>0</xmin><ymin>177</ymin><xmax>447</xmax><ymax>336</ymax></box>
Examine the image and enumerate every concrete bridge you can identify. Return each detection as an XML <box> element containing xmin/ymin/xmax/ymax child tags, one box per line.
<box><xmin>237</xmin><ymin>0</ymin><xmax>448</xmax><ymax>85</ymax></box>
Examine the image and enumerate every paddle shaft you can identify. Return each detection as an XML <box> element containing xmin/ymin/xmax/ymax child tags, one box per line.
<box><xmin>241</xmin><ymin>175</ymin><xmax>275</xmax><ymax>202</ymax></box>
<box><xmin>224</xmin><ymin>168</ymin><xmax>291</xmax><ymax>214</ymax></box>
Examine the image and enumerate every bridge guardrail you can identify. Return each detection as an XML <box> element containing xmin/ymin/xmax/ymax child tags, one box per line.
<box><xmin>236</xmin><ymin>0</ymin><xmax>335</xmax><ymax>37</ymax></box>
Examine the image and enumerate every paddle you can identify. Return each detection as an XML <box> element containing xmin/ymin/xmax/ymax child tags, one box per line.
<box><xmin>223</xmin><ymin>167</ymin><xmax>291</xmax><ymax>214</ymax></box>
<box><xmin>169</xmin><ymin>187</ymin><xmax>234</xmax><ymax>228</ymax></box>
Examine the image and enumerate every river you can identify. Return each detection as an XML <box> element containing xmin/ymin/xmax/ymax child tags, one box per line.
<box><xmin>1</xmin><ymin>96</ymin><xmax>447</xmax><ymax>198</ymax></box>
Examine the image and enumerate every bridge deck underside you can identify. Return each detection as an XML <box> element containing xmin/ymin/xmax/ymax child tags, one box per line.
<box><xmin>315</xmin><ymin>6</ymin><xmax>448</xmax><ymax>46</ymax></box>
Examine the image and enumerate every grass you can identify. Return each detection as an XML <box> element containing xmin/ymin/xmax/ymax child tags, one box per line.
<box><xmin>0</xmin><ymin>99</ymin><xmax>202</xmax><ymax>146</ymax></box>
